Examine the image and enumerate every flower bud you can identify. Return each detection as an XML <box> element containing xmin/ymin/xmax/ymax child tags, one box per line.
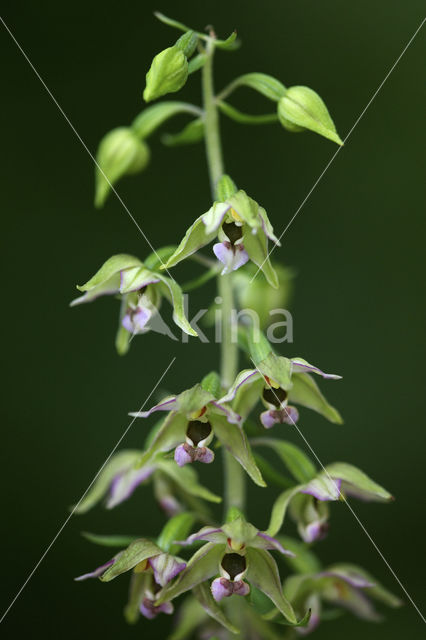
<box><xmin>143</xmin><ymin>46</ymin><xmax>188</xmax><ymax>103</ymax></box>
<box><xmin>95</xmin><ymin>127</ymin><xmax>150</xmax><ymax>207</ymax></box>
<box><xmin>278</xmin><ymin>86</ymin><xmax>343</xmax><ymax>145</ymax></box>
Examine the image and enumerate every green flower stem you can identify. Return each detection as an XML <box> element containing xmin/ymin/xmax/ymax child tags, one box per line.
<box><xmin>202</xmin><ymin>37</ymin><xmax>245</xmax><ymax>515</ymax></box>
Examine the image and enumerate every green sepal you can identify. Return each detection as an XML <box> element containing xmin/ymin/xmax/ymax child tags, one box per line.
<box><xmin>75</xmin><ymin>254</ymin><xmax>142</xmax><ymax>296</ymax></box>
<box><xmin>72</xmin><ymin>449</ymin><xmax>142</xmax><ymax>514</ymax></box>
<box><xmin>155</xmin><ymin>272</ymin><xmax>198</xmax><ymax>336</ymax></box>
<box><xmin>225</xmin><ymin>73</ymin><xmax>286</xmax><ymax>102</ymax></box>
<box><xmin>250</xmin><ymin>438</ymin><xmax>317</xmax><ymax>483</ymax></box>
<box><xmin>175</xmin><ymin>31</ymin><xmax>198</xmax><ymax>57</ymax></box>
<box><xmin>222</xmin><ymin>516</ymin><xmax>258</xmax><ymax>544</ymax></box>
<box><xmin>116</xmin><ymin>296</ymin><xmax>131</xmax><ymax>355</ymax></box>
<box><xmin>156</xmin><ymin>458</ymin><xmax>222</xmax><ymax>504</ymax></box>
<box><xmin>247</xmin><ymin>330</ymin><xmax>273</xmax><ymax>366</ymax></box>
<box><xmin>177</xmin><ymin>384</ymin><xmax>214</xmax><ymax>415</ymax></box>
<box><xmin>289</xmin><ymin>373</ymin><xmax>343</xmax><ymax>423</ymax></box>
<box><xmin>157</xmin><ymin>512</ymin><xmax>196</xmax><ymax>554</ymax></box>
<box><xmin>100</xmin><ymin>538</ymin><xmax>162</xmax><ymax>582</ymax></box>
<box><xmin>216</xmin><ymin>174</ymin><xmax>238</xmax><ymax>201</ymax></box>
<box><xmin>136</xmin><ymin>412</ymin><xmax>188</xmax><ymax>467</ymax></box>
<box><xmin>156</xmin><ymin>542</ymin><xmax>226</xmax><ymax>603</ymax></box>
<box><xmin>94</xmin><ymin>128</ymin><xmax>150</xmax><ymax>207</ymax></box>
<box><xmin>209</xmin><ymin>413</ymin><xmax>266</xmax><ymax>487</ymax></box>
<box><xmin>201</xmin><ymin>371</ymin><xmax>222</xmax><ymax>398</ymax></box>
<box><xmin>214</xmin><ymin>31</ymin><xmax>240</xmax><ymax>51</ymax></box>
<box><xmin>132</xmin><ymin>102</ymin><xmax>202</xmax><ymax>139</ymax></box>
<box><xmin>162</xmin><ymin>118</ymin><xmax>204</xmax><ymax>146</ymax></box>
<box><xmin>257</xmin><ymin>352</ymin><xmax>293</xmax><ymax>390</ymax></box>
<box><xmin>144</xmin><ymin>46</ymin><xmax>188</xmax><ymax>103</ymax></box>
<box><xmin>162</xmin><ymin>216</ymin><xmax>217</xmax><ymax>269</ymax></box>
<box><xmin>266</xmin><ymin>485</ymin><xmax>303</xmax><ymax>536</ymax></box>
<box><xmin>81</xmin><ymin>532</ymin><xmax>138</xmax><ymax>547</ymax></box>
<box><xmin>325</xmin><ymin>462</ymin><xmax>393</xmax><ymax>501</ymax></box>
<box><xmin>246</xmin><ymin>548</ymin><xmax>298</xmax><ymax>624</ymax></box>
<box><xmin>193</xmin><ymin>582</ymin><xmax>239</xmax><ymax>634</ymax></box>
<box><xmin>242</xmin><ymin>225</ymin><xmax>279</xmax><ymax>288</ymax></box>
<box><xmin>218</xmin><ymin>101</ymin><xmax>278</xmax><ymax>125</ymax></box>
<box><xmin>278</xmin><ymin>86</ymin><xmax>343</xmax><ymax>145</ymax></box>
<box><xmin>124</xmin><ymin>572</ymin><xmax>148</xmax><ymax>624</ymax></box>
<box><xmin>225</xmin><ymin>506</ymin><xmax>245</xmax><ymax>523</ymax></box>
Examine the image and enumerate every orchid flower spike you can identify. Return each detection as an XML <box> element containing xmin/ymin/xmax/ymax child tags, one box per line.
<box><xmin>162</xmin><ymin>175</ymin><xmax>281</xmax><ymax>288</ymax></box>
<box><xmin>155</xmin><ymin>511</ymin><xmax>310</xmax><ymax>628</ymax></box>
<box><xmin>70</xmin><ymin>253</ymin><xmax>197</xmax><ymax>353</ymax></box>
<box><xmin>220</xmin><ymin>351</ymin><xmax>343</xmax><ymax>428</ymax></box>
<box><xmin>130</xmin><ymin>372</ymin><xmax>266</xmax><ymax>487</ymax></box>
<box><xmin>281</xmin><ymin>564</ymin><xmax>402</xmax><ymax>634</ymax></box>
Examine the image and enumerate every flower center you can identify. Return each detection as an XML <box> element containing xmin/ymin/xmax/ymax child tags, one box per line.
<box><xmin>229</xmin><ymin>207</ymin><xmax>243</xmax><ymax>223</ymax></box>
<box><xmin>222</xmin><ymin>222</ymin><xmax>243</xmax><ymax>245</ymax></box>
<box><xmin>188</xmin><ymin>406</ymin><xmax>207</xmax><ymax>420</ymax></box>
<box><xmin>221</xmin><ymin>553</ymin><xmax>246</xmax><ymax>580</ymax></box>
<box><xmin>134</xmin><ymin>559</ymin><xmax>149</xmax><ymax>573</ymax></box>
<box><xmin>186</xmin><ymin>420</ymin><xmax>212</xmax><ymax>446</ymax></box>
<box><xmin>263</xmin><ymin>386</ymin><xmax>288</xmax><ymax>407</ymax></box>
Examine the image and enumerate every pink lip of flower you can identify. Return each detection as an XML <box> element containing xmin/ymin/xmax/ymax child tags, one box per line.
<box><xmin>213</xmin><ymin>241</ymin><xmax>249</xmax><ymax>275</ymax></box>
<box><xmin>211</xmin><ymin>576</ymin><xmax>250</xmax><ymax>601</ymax></box>
<box><xmin>174</xmin><ymin>442</ymin><xmax>215</xmax><ymax>467</ymax></box>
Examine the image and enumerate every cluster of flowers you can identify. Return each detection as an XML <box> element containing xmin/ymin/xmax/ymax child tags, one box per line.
<box><xmin>73</xmin><ymin>12</ymin><xmax>401</xmax><ymax>639</ymax></box>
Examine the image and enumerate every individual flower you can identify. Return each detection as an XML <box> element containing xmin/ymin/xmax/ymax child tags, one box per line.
<box><xmin>130</xmin><ymin>375</ymin><xmax>265</xmax><ymax>487</ymax></box>
<box><xmin>70</xmin><ymin>254</ymin><xmax>197</xmax><ymax>353</ymax></box>
<box><xmin>219</xmin><ymin>351</ymin><xmax>342</xmax><ymax>429</ymax></box>
<box><xmin>155</xmin><ymin>514</ymin><xmax>309</xmax><ymax>627</ymax></box>
<box><xmin>265</xmin><ymin>463</ymin><xmax>393</xmax><ymax>543</ymax></box>
<box><xmin>162</xmin><ymin>175</ymin><xmax>281</xmax><ymax>287</ymax></box>
<box><xmin>280</xmin><ymin>564</ymin><xmax>402</xmax><ymax>634</ymax></box>
<box><xmin>72</xmin><ymin>449</ymin><xmax>221</xmax><ymax>516</ymax></box>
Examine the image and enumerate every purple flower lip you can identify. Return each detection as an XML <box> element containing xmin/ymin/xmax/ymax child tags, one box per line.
<box><xmin>174</xmin><ymin>443</ymin><xmax>214</xmax><ymax>467</ymax></box>
<box><xmin>211</xmin><ymin>577</ymin><xmax>250</xmax><ymax>602</ymax></box>
<box><xmin>140</xmin><ymin>597</ymin><xmax>173</xmax><ymax>619</ymax></box>
<box><xmin>213</xmin><ymin>241</ymin><xmax>249</xmax><ymax>275</ymax></box>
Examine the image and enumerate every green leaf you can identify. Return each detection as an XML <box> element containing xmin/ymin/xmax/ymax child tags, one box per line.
<box><xmin>251</xmin><ymin>438</ymin><xmax>316</xmax><ymax>483</ymax></box>
<box><xmin>266</xmin><ymin>485</ymin><xmax>303</xmax><ymax>536</ymax></box>
<box><xmin>193</xmin><ymin>582</ymin><xmax>239</xmax><ymax>634</ymax></box>
<box><xmin>277</xmin><ymin>535</ymin><xmax>322</xmax><ymax>574</ymax></box>
<box><xmin>101</xmin><ymin>538</ymin><xmax>162</xmax><ymax>582</ymax></box>
<box><xmin>246</xmin><ymin>548</ymin><xmax>298</xmax><ymax>624</ymax></box>
<box><xmin>95</xmin><ymin>129</ymin><xmax>150</xmax><ymax>207</ymax></box>
<box><xmin>257</xmin><ymin>353</ymin><xmax>292</xmax><ymax>390</ymax></box>
<box><xmin>136</xmin><ymin>412</ymin><xmax>188</xmax><ymax>467</ymax></box>
<box><xmin>218</xmin><ymin>101</ymin><xmax>278</xmax><ymax>125</ymax></box>
<box><xmin>157</xmin><ymin>513</ymin><xmax>196</xmax><ymax>554</ymax></box>
<box><xmin>162</xmin><ymin>216</ymin><xmax>216</xmax><ymax>269</ymax></box>
<box><xmin>162</xmin><ymin>118</ymin><xmax>204</xmax><ymax>146</ymax></box>
<box><xmin>155</xmin><ymin>273</ymin><xmax>198</xmax><ymax>336</ymax></box>
<box><xmin>156</xmin><ymin>542</ymin><xmax>225</xmax><ymax>603</ymax></box>
<box><xmin>82</xmin><ymin>532</ymin><xmax>138</xmax><ymax>547</ymax></box>
<box><xmin>289</xmin><ymin>373</ymin><xmax>343</xmax><ymax>424</ymax></box>
<box><xmin>73</xmin><ymin>450</ymin><xmax>142</xmax><ymax>514</ymax></box>
<box><xmin>243</xmin><ymin>225</ymin><xmax>279</xmax><ymax>289</ymax></box>
<box><xmin>144</xmin><ymin>46</ymin><xmax>188</xmax><ymax>103</ymax></box>
<box><xmin>325</xmin><ymin>462</ymin><xmax>393</xmax><ymax>502</ymax></box>
<box><xmin>210</xmin><ymin>413</ymin><xmax>266</xmax><ymax>487</ymax></box>
<box><xmin>278</xmin><ymin>86</ymin><xmax>343</xmax><ymax>145</ymax></box>
<box><xmin>131</xmin><ymin>102</ymin><xmax>202</xmax><ymax>139</ymax></box>
<box><xmin>223</xmin><ymin>73</ymin><xmax>286</xmax><ymax>102</ymax></box>
<box><xmin>156</xmin><ymin>459</ymin><xmax>222</xmax><ymax>503</ymax></box>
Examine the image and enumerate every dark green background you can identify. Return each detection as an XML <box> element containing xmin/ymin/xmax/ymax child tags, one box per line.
<box><xmin>2</xmin><ymin>1</ymin><xmax>425</xmax><ymax>638</ymax></box>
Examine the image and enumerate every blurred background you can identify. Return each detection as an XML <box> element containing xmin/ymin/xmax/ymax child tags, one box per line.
<box><xmin>2</xmin><ymin>1</ymin><xmax>425</xmax><ymax>637</ymax></box>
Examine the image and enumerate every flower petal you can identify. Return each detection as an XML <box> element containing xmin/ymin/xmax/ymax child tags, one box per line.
<box><xmin>71</xmin><ymin>254</ymin><xmax>143</xmax><ymax>306</ymax></box>
<box><xmin>202</xmin><ymin>201</ymin><xmax>231</xmax><ymax>233</ymax></box>
<box><xmin>242</xmin><ymin>225</ymin><xmax>279</xmax><ymax>288</ymax></box>
<box><xmin>129</xmin><ymin>396</ymin><xmax>178</xmax><ymax>418</ymax></box>
<box><xmin>100</xmin><ymin>538</ymin><xmax>162</xmax><ymax>582</ymax></box>
<box><xmin>149</xmin><ymin>553</ymin><xmax>186</xmax><ymax>587</ymax></box>
<box><xmin>291</xmin><ymin>358</ymin><xmax>342</xmax><ymax>379</ymax></box>
<box><xmin>213</xmin><ymin>242</ymin><xmax>249</xmax><ymax>275</ymax></box>
<box><xmin>136</xmin><ymin>412</ymin><xmax>188</xmax><ymax>468</ymax></box>
<box><xmin>74</xmin><ymin>558</ymin><xmax>115</xmax><ymax>581</ymax></box>
<box><xmin>119</xmin><ymin>266</ymin><xmax>160</xmax><ymax>293</ymax></box>
<box><xmin>106</xmin><ymin>465</ymin><xmax>155</xmax><ymax>509</ymax></box>
<box><xmin>301</xmin><ymin>475</ymin><xmax>342</xmax><ymax>501</ymax></box>
<box><xmin>288</xmin><ymin>373</ymin><xmax>343</xmax><ymax>424</ymax></box>
<box><xmin>163</xmin><ymin>215</ymin><xmax>217</xmax><ymax>269</ymax></box>
<box><xmin>218</xmin><ymin>370</ymin><xmax>261</xmax><ymax>404</ymax></box>
<box><xmin>254</xmin><ymin>532</ymin><xmax>295</xmax><ymax>557</ymax></box>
